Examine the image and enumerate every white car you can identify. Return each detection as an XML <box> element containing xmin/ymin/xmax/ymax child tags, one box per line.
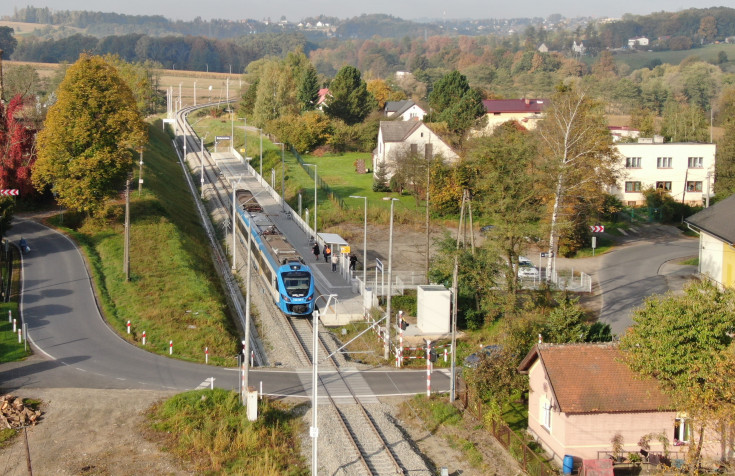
<box><xmin>518</xmin><ymin>263</ymin><xmax>539</xmax><ymax>278</ymax></box>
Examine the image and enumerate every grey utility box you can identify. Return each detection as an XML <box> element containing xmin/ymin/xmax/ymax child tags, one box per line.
<box><xmin>417</xmin><ymin>285</ymin><xmax>451</xmax><ymax>333</ymax></box>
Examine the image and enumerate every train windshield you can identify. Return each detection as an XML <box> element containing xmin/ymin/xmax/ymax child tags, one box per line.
<box><xmin>282</xmin><ymin>271</ymin><xmax>311</xmax><ymax>297</ymax></box>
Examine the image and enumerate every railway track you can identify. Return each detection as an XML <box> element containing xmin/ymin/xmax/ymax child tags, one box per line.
<box><xmin>174</xmin><ymin>103</ymin><xmax>407</xmax><ymax>475</ymax></box>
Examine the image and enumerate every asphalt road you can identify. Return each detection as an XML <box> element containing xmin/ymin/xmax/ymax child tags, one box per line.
<box><xmin>598</xmin><ymin>231</ymin><xmax>698</xmax><ymax>336</ymax></box>
<box><xmin>1</xmin><ymin>217</ymin><xmax>450</xmax><ymax>399</ymax></box>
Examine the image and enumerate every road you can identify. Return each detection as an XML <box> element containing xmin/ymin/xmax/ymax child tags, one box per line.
<box><xmin>598</xmin><ymin>230</ymin><xmax>698</xmax><ymax>336</ymax></box>
<box><xmin>1</xmin><ymin>217</ymin><xmax>449</xmax><ymax>399</ymax></box>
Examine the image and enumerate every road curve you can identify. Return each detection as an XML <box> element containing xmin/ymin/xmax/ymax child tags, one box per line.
<box><xmin>598</xmin><ymin>233</ymin><xmax>697</xmax><ymax>336</ymax></box>
<box><xmin>1</xmin><ymin>217</ymin><xmax>450</xmax><ymax>398</ymax></box>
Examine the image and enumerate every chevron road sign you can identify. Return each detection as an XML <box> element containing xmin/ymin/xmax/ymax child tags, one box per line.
<box><xmin>0</xmin><ymin>189</ymin><xmax>19</xmax><ymax>196</ymax></box>
<box><xmin>589</xmin><ymin>225</ymin><xmax>605</xmax><ymax>233</ymax></box>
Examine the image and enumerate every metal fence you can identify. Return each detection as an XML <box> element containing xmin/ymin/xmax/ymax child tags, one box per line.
<box><xmin>458</xmin><ymin>382</ymin><xmax>557</xmax><ymax>476</ymax></box>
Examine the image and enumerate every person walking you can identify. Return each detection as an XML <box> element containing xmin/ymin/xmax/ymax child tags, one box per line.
<box><xmin>349</xmin><ymin>253</ymin><xmax>357</xmax><ymax>271</ymax></box>
<box><xmin>323</xmin><ymin>245</ymin><xmax>331</xmax><ymax>263</ymax></box>
<box><xmin>312</xmin><ymin>241</ymin><xmax>320</xmax><ymax>261</ymax></box>
<box><xmin>331</xmin><ymin>253</ymin><xmax>339</xmax><ymax>272</ymax></box>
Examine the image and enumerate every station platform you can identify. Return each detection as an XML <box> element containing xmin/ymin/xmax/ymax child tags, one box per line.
<box><xmin>209</xmin><ymin>151</ymin><xmax>367</xmax><ymax>326</ymax></box>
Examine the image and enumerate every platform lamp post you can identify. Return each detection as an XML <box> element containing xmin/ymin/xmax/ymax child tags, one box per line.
<box><xmin>259</xmin><ymin>129</ymin><xmax>263</xmax><ymax>178</ymax></box>
<box><xmin>383</xmin><ymin>197</ymin><xmax>399</xmax><ymax>356</ymax></box>
<box><xmin>349</xmin><ymin>195</ymin><xmax>367</xmax><ymax>287</ymax></box>
<box><xmin>232</xmin><ymin>175</ymin><xmax>243</xmax><ymax>271</ymax></box>
<box><xmin>273</xmin><ymin>142</ymin><xmax>285</xmax><ymax>211</ymax></box>
<box><xmin>200</xmin><ymin>133</ymin><xmax>209</xmax><ymax>199</ymax></box>
<box><xmin>305</xmin><ymin>164</ymin><xmax>318</xmax><ymax>239</ymax></box>
<box><xmin>310</xmin><ymin>294</ymin><xmax>338</xmax><ymax>476</ymax></box>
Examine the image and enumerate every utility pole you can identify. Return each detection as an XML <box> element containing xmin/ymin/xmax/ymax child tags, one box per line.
<box><xmin>123</xmin><ymin>177</ymin><xmax>131</xmax><ymax>281</ymax></box>
<box><xmin>138</xmin><ymin>148</ymin><xmax>144</xmax><ymax>196</ymax></box>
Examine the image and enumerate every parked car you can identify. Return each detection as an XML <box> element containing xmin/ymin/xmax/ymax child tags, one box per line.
<box><xmin>463</xmin><ymin>345</ymin><xmax>502</xmax><ymax>368</ymax></box>
<box><xmin>518</xmin><ymin>264</ymin><xmax>539</xmax><ymax>278</ymax></box>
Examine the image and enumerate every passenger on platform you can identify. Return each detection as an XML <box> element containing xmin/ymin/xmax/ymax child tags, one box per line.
<box><xmin>349</xmin><ymin>254</ymin><xmax>357</xmax><ymax>271</ymax></box>
<box><xmin>331</xmin><ymin>253</ymin><xmax>339</xmax><ymax>272</ymax></box>
<box><xmin>312</xmin><ymin>241</ymin><xmax>320</xmax><ymax>261</ymax></box>
<box><xmin>323</xmin><ymin>245</ymin><xmax>331</xmax><ymax>263</ymax></box>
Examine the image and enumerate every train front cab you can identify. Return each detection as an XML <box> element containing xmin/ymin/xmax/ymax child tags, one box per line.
<box><xmin>277</xmin><ymin>260</ymin><xmax>315</xmax><ymax>316</ymax></box>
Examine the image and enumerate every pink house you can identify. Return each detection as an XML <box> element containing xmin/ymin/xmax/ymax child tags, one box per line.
<box><xmin>518</xmin><ymin>343</ymin><xmax>678</xmax><ymax>467</ymax></box>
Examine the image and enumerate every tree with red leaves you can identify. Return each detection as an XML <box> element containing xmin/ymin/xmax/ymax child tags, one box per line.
<box><xmin>0</xmin><ymin>95</ymin><xmax>37</xmax><ymax>196</ymax></box>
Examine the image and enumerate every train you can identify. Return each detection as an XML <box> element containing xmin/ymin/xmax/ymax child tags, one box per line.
<box><xmin>234</xmin><ymin>189</ymin><xmax>316</xmax><ymax>316</ymax></box>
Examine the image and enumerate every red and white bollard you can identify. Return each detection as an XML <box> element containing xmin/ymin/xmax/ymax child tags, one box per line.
<box><xmin>205</xmin><ymin>347</ymin><xmax>209</xmax><ymax>364</ymax></box>
<box><xmin>142</xmin><ymin>330</ymin><xmax>146</xmax><ymax>346</ymax></box>
<box><xmin>444</xmin><ymin>348</ymin><xmax>448</xmax><ymax>363</ymax></box>
<box><xmin>250</xmin><ymin>350</ymin><xmax>254</xmax><ymax>367</ymax></box>
<box><xmin>126</xmin><ymin>320</ymin><xmax>131</xmax><ymax>334</ymax></box>
<box><xmin>426</xmin><ymin>339</ymin><xmax>432</xmax><ymax>397</ymax></box>
<box><xmin>399</xmin><ymin>326</ymin><xmax>404</xmax><ymax>368</ymax></box>
<box><xmin>169</xmin><ymin>340</ymin><xmax>173</xmax><ymax>355</ymax></box>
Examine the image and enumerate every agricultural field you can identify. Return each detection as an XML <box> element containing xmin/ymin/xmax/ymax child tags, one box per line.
<box><xmin>612</xmin><ymin>43</ymin><xmax>735</xmax><ymax>71</ymax></box>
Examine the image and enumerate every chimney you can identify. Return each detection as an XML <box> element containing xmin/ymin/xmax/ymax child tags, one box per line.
<box><xmin>525</xmin><ymin>98</ymin><xmax>530</xmax><ymax>105</ymax></box>
<box><xmin>538</xmin><ymin>333</ymin><xmax>543</xmax><ymax>344</ymax></box>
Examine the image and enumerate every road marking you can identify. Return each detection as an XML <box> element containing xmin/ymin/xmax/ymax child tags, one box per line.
<box><xmin>195</xmin><ymin>377</ymin><xmax>215</xmax><ymax>390</ymax></box>
<box><xmin>618</xmin><ymin>229</ymin><xmax>628</xmax><ymax>236</ymax></box>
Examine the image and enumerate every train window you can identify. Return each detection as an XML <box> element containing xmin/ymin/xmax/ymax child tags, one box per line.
<box><xmin>282</xmin><ymin>271</ymin><xmax>311</xmax><ymax>297</ymax></box>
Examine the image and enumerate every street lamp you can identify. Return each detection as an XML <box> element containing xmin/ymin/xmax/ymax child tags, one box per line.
<box><xmin>383</xmin><ymin>197</ymin><xmax>399</xmax><ymax>356</ymax></box>
<box><xmin>305</xmin><ymin>164</ymin><xmax>318</xmax><ymax>238</ymax></box>
<box><xmin>259</xmin><ymin>129</ymin><xmax>263</xmax><ymax>178</ymax></box>
<box><xmin>193</xmin><ymin>80</ymin><xmax>197</xmax><ymax>106</ymax></box>
<box><xmin>310</xmin><ymin>294</ymin><xmax>338</xmax><ymax>476</ymax></box>
<box><xmin>273</xmin><ymin>142</ymin><xmax>285</xmax><ymax>211</ymax></box>
<box><xmin>349</xmin><ymin>195</ymin><xmax>367</xmax><ymax>289</ymax></box>
<box><xmin>200</xmin><ymin>132</ymin><xmax>209</xmax><ymax>199</ymax></box>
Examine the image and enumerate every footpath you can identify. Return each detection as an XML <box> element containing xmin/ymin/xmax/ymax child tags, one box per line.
<box><xmin>208</xmin><ymin>150</ymin><xmax>366</xmax><ymax>325</ymax></box>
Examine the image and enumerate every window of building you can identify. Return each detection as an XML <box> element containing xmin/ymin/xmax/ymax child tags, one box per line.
<box><xmin>656</xmin><ymin>181</ymin><xmax>672</xmax><ymax>191</ymax></box>
<box><xmin>688</xmin><ymin>157</ymin><xmax>703</xmax><ymax>168</ymax></box>
<box><xmin>540</xmin><ymin>396</ymin><xmax>552</xmax><ymax>431</ymax></box>
<box><xmin>657</xmin><ymin>157</ymin><xmax>672</xmax><ymax>168</ymax></box>
<box><xmin>686</xmin><ymin>181</ymin><xmax>703</xmax><ymax>192</ymax></box>
<box><xmin>625</xmin><ymin>181</ymin><xmax>642</xmax><ymax>192</ymax></box>
<box><xmin>674</xmin><ymin>417</ymin><xmax>691</xmax><ymax>444</ymax></box>
<box><xmin>625</xmin><ymin>157</ymin><xmax>641</xmax><ymax>168</ymax></box>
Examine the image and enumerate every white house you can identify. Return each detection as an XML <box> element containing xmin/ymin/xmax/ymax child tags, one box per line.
<box><xmin>383</xmin><ymin>100</ymin><xmax>426</xmax><ymax>121</ymax></box>
<box><xmin>373</xmin><ymin>121</ymin><xmax>458</xmax><ymax>180</ymax></box>
<box><xmin>613</xmin><ymin>139</ymin><xmax>716</xmax><ymax>206</ymax></box>
<box><xmin>572</xmin><ymin>40</ymin><xmax>586</xmax><ymax>55</ymax></box>
<box><xmin>628</xmin><ymin>37</ymin><xmax>650</xmax><ymax>47</ymax></box>
<box><xmin>684</xmin><ymin>194</ymin><xmax>735</xmax><ymax>289</ymax></box>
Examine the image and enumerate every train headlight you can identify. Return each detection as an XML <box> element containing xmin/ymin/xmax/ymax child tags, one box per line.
<box><xmin>281</xmin><ymin>294</ymin><xmax>291</xmax><ymax>302</ymax></box>
<box><xmin>307</xmin><ymin>295</ymin><xmax>313</xmax><ymax>301</ymax></box>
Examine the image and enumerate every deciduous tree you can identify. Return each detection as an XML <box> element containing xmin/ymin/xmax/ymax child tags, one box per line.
<box><xmin>620</xmin><ymin>281</ymin><xmax>735</xmax><ymax>469</ymax></box>
<box><xmin>0</xmin><ymin>95</ymin><xmax>37</xmax><ymax>196</ymax></box>
<box><xmin>535</xmin><ymin>83</ymin><xmax>618</xmax><ymax>275</ymax></box>
<box><xmin>32</xmin><ymin>54</ymin><xmax>147</xmax><ymax>215</ymax></box>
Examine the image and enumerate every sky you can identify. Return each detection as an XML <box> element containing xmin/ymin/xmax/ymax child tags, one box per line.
<box><xmin>2</xmin><ymin>1</ymin><xmax>731</xmax><ymax>23</ymax></box>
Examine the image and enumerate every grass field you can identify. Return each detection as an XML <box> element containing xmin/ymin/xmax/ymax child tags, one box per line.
<box><xmin>613</xmin><ymin>43</ymin><xmax>735</xmax><ymax>71</ymax></box>
<box><xmin>0</xmin><ymin>245</ymin><xmax>29</xmax><ymax>363</ymax></box>
<box><xmin>46</xmin><ymin>119</ymin><xmax>240</xmax><ymax>365</ymax></box>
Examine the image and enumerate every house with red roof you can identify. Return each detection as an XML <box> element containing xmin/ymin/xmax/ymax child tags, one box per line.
<box><xmin>478</xmin><ymin>98</ymin><xmax>546</xmax><ymax>135</ymax></box>
<box><xmin>518</xmin><ymin>343</ymin><xmax>679</xmax><ymax>467</ymax></box>
<box><xmin>315</xmin><ymin>88</ymin><xmax>330</xmax><ymax>110</ymax></box>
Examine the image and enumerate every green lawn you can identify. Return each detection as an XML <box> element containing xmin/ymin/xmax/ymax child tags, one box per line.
<box><xmin>612</xmin><ymin>43</ymin><xmax>735</xmax><ymax>70</ymax></box>
<box><xmin>0</xmin><ymin>245</ymin><xmax>29</xmax><ymax>363</ymax></box>
<box><xmin>44</xmin><ymin>119</ymin><xmax>240</xmax><ymax>365</ymax></box>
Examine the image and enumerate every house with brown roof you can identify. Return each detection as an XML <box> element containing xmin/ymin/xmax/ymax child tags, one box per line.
<box><xmin>518</xmin><ymin>343</ymin><xmax>677</xmax><ymax>466</ymax></box>
<box><xmin>373</xmin><ymin>121</ymin><xmax>458</xmax><ymax>180</ymax></box>
<box><xmin>476</xmin><ymin>98</ymin><xmax>546</xmax><ymax>135</ymax></box>
<box><xmin>384</xmin><ymin>100</ymin><xmax>426</xmax><ymax>121</ymax></box>
<box><xmin>684</xmin><ymin>193</ymin><xmax>735</xmax><ymax>289</ymax></box>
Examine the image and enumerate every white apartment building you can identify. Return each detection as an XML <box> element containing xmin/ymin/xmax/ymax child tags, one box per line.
<box><xmin>613</xmin><ymin>139</ymin><xmax>716</xmax><ymax>206</ymax></box>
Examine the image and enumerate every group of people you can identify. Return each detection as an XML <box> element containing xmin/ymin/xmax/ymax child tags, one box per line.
<box><xmin>312</xmin><ymin>241</ymin><xmax>358</xmax><ymax>273</ymax></box>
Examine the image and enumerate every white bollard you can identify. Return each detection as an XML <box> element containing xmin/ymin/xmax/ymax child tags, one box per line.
<box><xmin>12</xmin><ymin>318</ymin><xmax>16</xmax><ymax>333</ymax></box>
<box><xmin>444</xmin><ymin>348</ymin><xmax>448</xmax><ymax>362</ymax></box>
<box><xmin>17</xmin><ymin>329</ymin><xmax>21</xmax><ymax>343</ymax></box>
<box><xmin>426</xmin><ymin>340</ymin><xmax>431</xmax><ymax>397</ymax></box>
<box><xmin>210</xmin><ymin>377</ymin><xmax>214</xmax><ymax>390</ymax></box>
<box><xmin>142</xmin><ymin>331</ymin><xmax>146</xmax><ymax>346</ymax></box>
<box><xmin>126</xmin><ymin>320</ymin><xmax>131</xmax><ymax>334</ymax></box>
<box><xmin>259</xmin><ymin>381</ymin><xmax>263</xmax><ymax>400</ymax></box>
<box><xmin>169</xmin><ymin>340</ymin><xmax>173</xmax><ymax>355</ymax></box>
<box><xmin>250</xmin><ymin>350</ymin><xmax>254</xmax><ymax>367</ymax></box>
<box><xmin>8</xmin><ymin>310</ymin><xmax>11</xmax><ymax>323</ymax></box>
<box><xmin>205</xmin><ymin>347</ymin><xmax>209</xmax><ymax>364</ymax></box>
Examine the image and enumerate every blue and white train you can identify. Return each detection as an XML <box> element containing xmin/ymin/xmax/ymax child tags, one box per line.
<box><xmin>234</xmin><ymin>190</ymin><xmax>316</xmax><ymax>316</ymax></box>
